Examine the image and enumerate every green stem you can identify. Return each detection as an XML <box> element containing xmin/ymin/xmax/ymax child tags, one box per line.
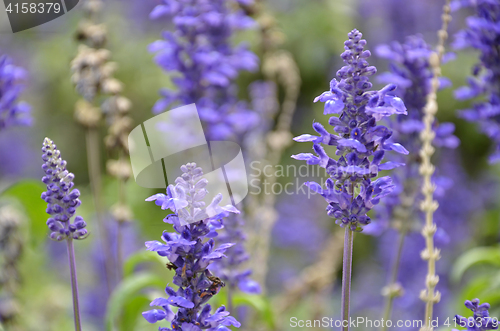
<box><xmin>67</xmin><ymin>238</ymin><xmax>82</xmax><ymax>331</ymax></box>
<box><xmin>341</xmin><ymin>227</ymin><xmax>354</xmax><ymax>331</ymax></box>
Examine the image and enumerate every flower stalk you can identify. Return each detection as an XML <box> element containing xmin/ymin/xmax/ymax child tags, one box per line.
<box><xmin>66</xmin><ymin>238</ymin><xmax>82</xmax><ymax>331</ymax></box>
<box><xmin>41</xmin><ymin>138</ymin><xmax>88</xmax><ymax>331</ymax></box>
<box><xmin>418</xmin><ymin>2</ymin><xmax>451</xmax><ymax>329</ymax></box>
<box><xmin>341</xmin><ymin>227</ymin><xmax>354</xmax><ymax>331</ymax></box>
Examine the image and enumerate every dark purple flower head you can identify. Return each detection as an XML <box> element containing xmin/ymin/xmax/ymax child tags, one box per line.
<box><xmin>41</xmin><ymin>138</ymin><xmax>87</xmax><ymax>241</ymax></box>
<box><xmin>149</xmin><ymin>0</ymin><xmax>258</xmax><ymax>141</ymax></box>
<box><xmin>454</xmin><ymin>299</ymin><xmax>498</xmax><ymax>331</ymax></box>
<box><xmin>292</xmin><ymin>29</ymin><xmax>407</xmax><ymax>231</ymax></box>
<box><xmin>452</xmin><ymin>0</ymin><xmax>500</xmax><ymax>162</ymax></box>
<box><xmin>0</xmin><ymin>55</ymin><xmax>31</xmax><ymax>131</ymax></box>
<box><xmin>143</xmin><ymin>163</ymin><xmax>241</xmax><ymax>330</ymax></box>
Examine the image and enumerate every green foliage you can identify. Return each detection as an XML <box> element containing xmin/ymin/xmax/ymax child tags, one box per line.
<box><xmin>105</xmin><ymin>273</ymin><xmax>165</xmax><ymax>331</ymax></box>
<box><xmin>1</xmin><ymin>180</ymin><xmax>48</xmax><ymax>247</ymax></box>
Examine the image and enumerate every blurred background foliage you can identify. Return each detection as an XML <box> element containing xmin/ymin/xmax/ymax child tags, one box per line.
<box><xmin>0</xmin><ymin>0</ymin><xmax>498</xmax><ymax>330</ymax></box>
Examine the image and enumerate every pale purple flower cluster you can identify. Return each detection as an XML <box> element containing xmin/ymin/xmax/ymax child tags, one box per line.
<box><xmin>142</xmin><ymin>163</ymin><xmax>241</xmax><ymax>330</ymax></box>
<box><xmin>212</xmin><ymin>214</ymin><xmax>261</xmax><ymax>294</ymax></box>
<box><xmin>292</xmin><ymin>29</ymin><xmax>408</xmax><ymax>231</ymax></box>
<box><xmin>452</xmin><ymin>0</ymin><xmax>500</xmax><ymax>162</ymax></box>
<box><xmin>41</xmin><ymin>138</ymin><xmax>88</xmax><ymax>241</ymax></box>
<box><xmin>149</xmin><ymin>0</ymin><xmax>259</xmax><ymax>141</ymax></box>
<box><xmin>454</xmin><ymin>299</ymin><xmax>498</xmax><ymax>331</ymax></box>
<box><xmin>0</xmin><ymin>55</ymin><xmax>31</xmax><ymax>130</ymax></box>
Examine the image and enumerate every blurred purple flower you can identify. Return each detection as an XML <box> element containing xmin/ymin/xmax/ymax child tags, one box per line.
<box><xmin>149</xmin><ymin>0</ymin><xmax>259</xmax><ymax>141</ymax></box>
<box><xmin>0</xmin><ymin>54</ymin><xmax>31</xmax><ymax>131</ymax></box>
<box><xmin>452</xmin><ymin>0</ymin><xmax>500</xmax><ymax>163</ymax></box>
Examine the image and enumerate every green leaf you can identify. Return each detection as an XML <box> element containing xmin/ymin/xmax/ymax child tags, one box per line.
<box><xmin>123</xmin><ymin>250</ymin><xmax>167</xmax><ymax>278</ymax></box>
<box><xmin>451</xmin><ymin>246</ymin><xmax>500</xmax><ymax>283</ymax></box>
<box><xmin>1</xmin><ymin>180</ymin><xmax>48</xmax><ymax>247</ymax></box>
<box><xmin>233</xmin><ymin>293</ymin><xmax>276</xmax><ymax>329</ymax></box>
<box><xmin>105</xmin><ymin>273</ymin><xmax>165</xmax><ymax>331</ymax></box>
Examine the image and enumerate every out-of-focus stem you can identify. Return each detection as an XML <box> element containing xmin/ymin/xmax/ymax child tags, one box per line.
<box><xmin>381</xmin><ymin>230</ymin><xmax>406</xmax><ymax>331</ymax></box>
<box><xmin>115</xmin><ymin>152</ymin><xmax>127</xmax><ymax>281</ymax></box>
<box><xmin>66</xmin><ymin>238</ymin><xmax>82</xmax><ymax>331</ymax></box>
<box><xmin>418</xmin><ymin>2</ymin><xmax>451</xmax><ymax>330</ymax></box>
<box><xmin>85</xmin><ymin>128</ymin><xmax>113</xmax><ymax>292</ymax></box>
<box><xmin>341</xmin><ymin>227</ymin><xmax>354</xmax><ymax>331</ymax></box>
<box><xmin>251</xmin><ymin>51</ymin><xmax>300</xmax><ymax>291</ymax></box>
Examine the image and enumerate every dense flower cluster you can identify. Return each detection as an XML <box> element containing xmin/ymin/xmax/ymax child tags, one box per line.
<box><xmin>292</xmin><ymin>29</ymin><xmax>408</xmax><ymax>231</ymax></box>
<box><xmin>41</xmin><ymin>138</ymin><xmax>88</xmax><ymax>241</ymax></box>
<box><xmin>212</xmin><ymin>214</ymin><xmax>260</xmax><ymax>294</ymax></box>
<box><xmin>452</xmin><ymin>0</ymin><xmax>500</xmax><ymax>162</ymax></box>
<box><xmin>454</xmin><ymin>299</ymin><xmax>498</xmax><ymax>331</ymax></box>
<box><xmin>0</xmin><ymin>55</ymin><xmax>31</xmax><ymax>131</ymax></box>
<box><xmin>142</xmin><ymin>163</ymin><xmax>241</xmax><ymax>330</ymax></box>
<box><xmin>149</xmin><ymin>0</ymin><xmax>259</xmax><ymax>141</ymax></box>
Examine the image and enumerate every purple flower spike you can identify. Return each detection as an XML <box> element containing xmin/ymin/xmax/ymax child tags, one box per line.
<box><xmin>143</xmin><ymin>163</ymin><xmax>240</xmax><ymax>330</ymax></box>
<box><xmin>292</xmin><ymin>29</ymin><xmax>407</xmax><ymax>231</ymax></box>
<box><xmin>41</xmin><ymin>138</ymin><xmax>87</xmax><ymax>241</ymax></box>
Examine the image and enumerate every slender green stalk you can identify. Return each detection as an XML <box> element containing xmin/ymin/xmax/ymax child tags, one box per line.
<box><xmin>341</xmin><ymin>227</ymin><xmax>354</xmax><ymax>331</ymax></box>
<box><xmin>66</xmin><ymin>238</ymin><xmax>82</xmax><ymax>331</ymax></box>
<box><xmin>85</xmin><ymin>128</ymin><xmax>113</xmax><ymax>292</ymax></box>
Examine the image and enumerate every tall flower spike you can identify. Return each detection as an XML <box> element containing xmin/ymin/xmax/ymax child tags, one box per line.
<box><xmin>0</xmin><ymin>54</ymin><xmax>31</xmax><ymax>131</ymax></box>
<box><xmin>452</xmin><ymin>0</ymin><xmax>500</xmax><ymax>163</ymax></box>
<box><xmin>454</xmin><ymin>299</ymin><xmax>498</xmax><ymax>331</ymax></box>
<box><xmin>292</xmin><ymin>29</ymin><xmax>407</xmax><ymax>331</ymax></box>
<box><xmin>41</xmin><ymin>138</ymin><xmax>85</xmax><ymax>331</ymax></box>
<box><xmin>149</xmin><ymin>0</ymin><xmax>259</xmax><ymax>141</ymax></box>
<box><xmin>41</xmin><ymin>138</ymin><xmax>87</xmax><ymax>241</ymax></box>
<box><xmin>142</xmin><ymin>163</ymin><xmax>241</xmax><ymax>330</ymax></box>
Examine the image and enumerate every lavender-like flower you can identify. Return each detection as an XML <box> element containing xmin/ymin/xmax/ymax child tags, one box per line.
<box><xmin>40</xmin><ymin>138</ymin><xmax>86</xmax><ymax>331</ymax></box>
<box><xmin>142</xmin><ymin>163</ymin><xmax>241</xmax><ymax>330</ymax></box>
<box><xmin>292</xmin><ymin>29</ymin><xmax>407</xmax><ymax>330</ymax></box>
<box><xmin>292</xmin><ymin>29</ymin><xmax>408</xmax><ymax>232</ymax></box>
<box><xmin>0</xmin><ymin>55</ymin><xmax>31</xmax><ymax>130</ymax></box>
<box><xmin>452</xmin><ymin>0</ymin><xmax>500</xmax><ymax>162</ymax></box>
<box><xmin>454</xmin><ymin>299</ymin><xmax>498</xmax><ymax>331</ymax></box>
<box><xmin>41</xmin><ymin>138</ymin><xmax>88</xmax><ymax>241</ymax></box>
<box><xmin>149</xmin><ymin>0</ymin><xmax>259</xmax><ymax>141</ymax></box>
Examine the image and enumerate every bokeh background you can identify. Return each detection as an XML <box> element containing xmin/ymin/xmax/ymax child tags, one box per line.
<box><xmin>0</xmin><ymin>0</ymin><xmax>499</xmax><ymax>330</ymax></box>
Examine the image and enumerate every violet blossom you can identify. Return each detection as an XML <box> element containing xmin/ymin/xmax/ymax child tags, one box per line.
<box><xmin>149</xmin><ymin>0</ymin><xmax>259</xmax><ymax>141</ymax></box>
<box><xmin>142</xmin><ymin>163</ymin><xmax>241</xmax><ymax>330</ymax></box>
<box><xmin>292</xmin><ymin>29</ymin><xmax>408</xmax><ymax>231</ymax></box>
<box><xmin>452</xmin><ymin>0</ymin><xmax>500</xmax><ymax>162</ymax></box>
